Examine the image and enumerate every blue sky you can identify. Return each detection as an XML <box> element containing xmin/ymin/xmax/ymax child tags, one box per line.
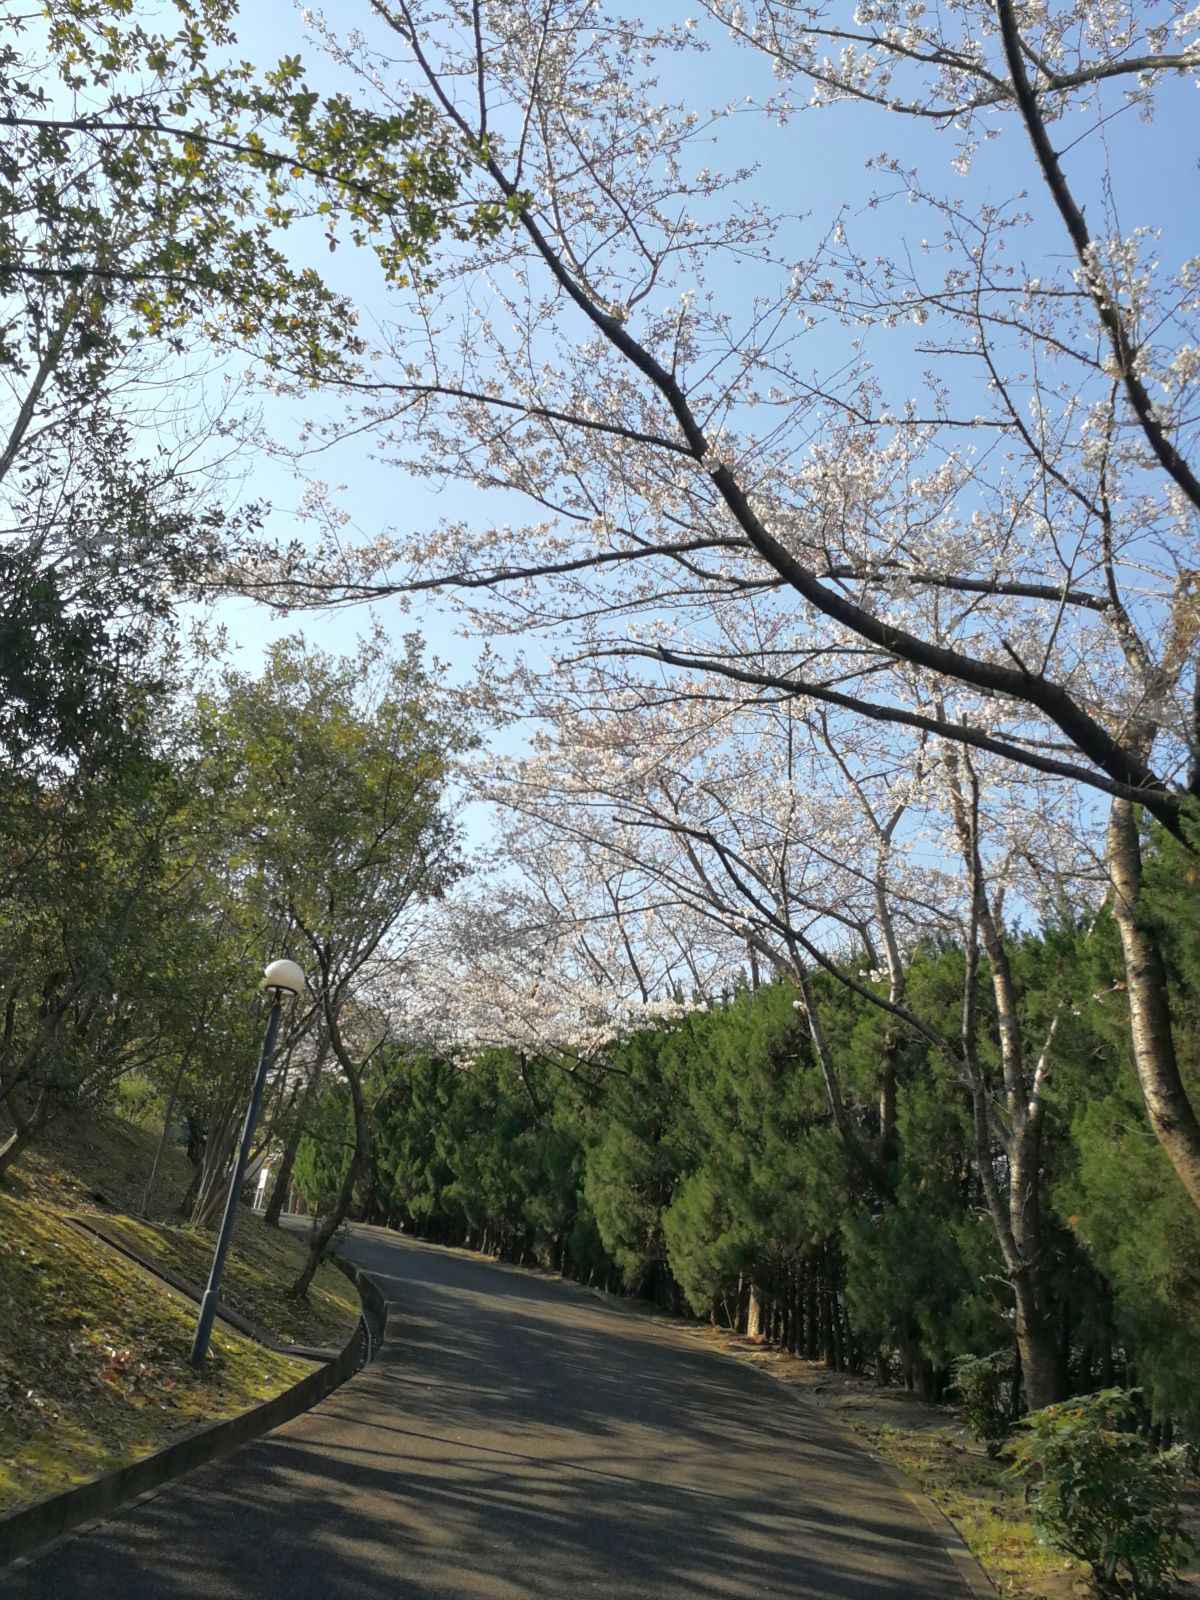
<box><xmin>198</xmin><ymin>1</ymin><xmax>1200</xmax><ymax>731</ymax></box>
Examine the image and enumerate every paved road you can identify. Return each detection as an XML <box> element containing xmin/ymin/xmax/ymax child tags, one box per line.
<box><xmin>8</xmin><ymin>1227</ymin><xmax>981</xmax><ymax>1598</ymax></box>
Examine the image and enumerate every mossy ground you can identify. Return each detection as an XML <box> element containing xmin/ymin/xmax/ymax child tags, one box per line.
<box><xmin>99</xmin><ymin>1213</ymin><xmax>358</xmax><ymax>1350</ymax></box>
<box><xmin>862</xmin><ymin>1422</ymin><xmax>1087</xmax><ymax>1598</ymax></box>
<box><xmin>0</xmin><ymin>1110</ymin><xmax>357</xmax><ymax>1514</ymax></box>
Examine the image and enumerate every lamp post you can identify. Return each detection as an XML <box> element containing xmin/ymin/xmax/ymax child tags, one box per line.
<box><xmin>189</xmin><ymin>959</ymin><xmax>306</xmax><ymax>1368</ymax></box>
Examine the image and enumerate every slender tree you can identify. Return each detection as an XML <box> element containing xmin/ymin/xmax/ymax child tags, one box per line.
<box><xmin>190</xmin><ymin>632</ymin><xmax>473</xmax><ymax>1296</ymax></box>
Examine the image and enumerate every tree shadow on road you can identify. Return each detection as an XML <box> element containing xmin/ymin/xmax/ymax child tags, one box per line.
<box><xmin>8</xmin><ymin>1235</ymin><xmax>970</xmax><ymax>1600</ymax></box>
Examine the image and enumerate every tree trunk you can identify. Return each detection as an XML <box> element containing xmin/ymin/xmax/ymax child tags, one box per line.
<box><xmin>969</xmin><ymin>1075</ymin><xmax>1064</xmax><ymax>1411</ymax></box>
<box><xmin>192</xmin><ymin>1094</ymin><xmax>241</xmax><ymax>1227</ymax></box>
<box><xmin>0</xmin><ymin>1125</ymin><xmax>28</xmax><ymax>1180</ymax></box>
<box><xmin>179</xmin><ymin>1158</ymin><xmax>202</xmax><ymax>1219</ymax></box>
<box><xmin>288</xmin><ymin>1123</ymin><xmax>364</xmax><ymax>1300</ymax></box>
<box><xmin>804</xmin><ymin>1270</ymin><xmax>820</xmax><ymax>1359</ymax></box>
<box><xmin>1107</xmin><ymin>799</ymin><xmax>1200</xmax><ymax>1209</ymax></box>
<box><xmin>263</xmin><ymin>1115</ymin><xmax>305</xmax><ymax>1227</ymax></box>
<box><xmin>746</xmin><ymin>1281</ymin><xmax>765</xmax><ymax>1341</ymax></box>
<box><xmin>1009</xmin><ymin>1344</ymin><xmax>1023</xmax><ymax>1421</ymax></box>
<box><xmin>955</xmin><ymin>806</ymin><xmax>1065</xmax><ymax>1415</ymax></box>
<box><xmin>829</xmin><ymin>1288</ymin><xmax>845</xmax><ymax>1371</ymax></box>
<box><xmin>0</xmin><ymin>1091</ymin><xmax>49</xmax><ymax>1181</ymax></box>
<box><xmin>1012</xmin><ymin>1273</ymin><xmax>1061</xmax><ymax>1412</ymax></box>
<box><xmin>289</xmin><ymin>1009</ymin><xmax>370</xmax><ymax>1301</ymax></box>
<box><xmin>878</xmin><ymin>1040</ymin><xmax>898</xmax><ymax>1165</ymax></box>
<box><xmin>820</xmin><ymin>1265</ymin><xmax>837</xmax><ymax>1368</ymax></box>
<box><xmin>267</xmin><ymin>1038</ymin><xmax>329</xmax><ymax>1227</ymax></box>
<box><xmin>142</xmin><ymin>1052</ymin><xmax>189</xmax><ymax>1217</ymax></box>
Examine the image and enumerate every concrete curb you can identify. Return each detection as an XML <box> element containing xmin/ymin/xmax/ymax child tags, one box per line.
<box><xmin>332</xmin><ymin>1254</ymin><xmax>389</xmax><ymax>1362</ymax></box>
<box><xmin>858</xmin><ymin>1442</ymin><xmax>999</xmax><ymax>1599</ymax></box>
<box><xmin>0</xmin><ymin>1256</ymin><xmax>387</xmax><ymax>1570</ymax></box>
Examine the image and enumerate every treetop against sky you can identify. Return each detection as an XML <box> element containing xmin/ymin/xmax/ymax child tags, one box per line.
<box><xmin>213</xmin><ymin>0</ymin><xmax>1197</xmax><ymax>792</ymax></box>
<box><xmin>10</xmin><ymin>0</ymin><xmax>1196</xmax><ymax>870</ymax></box>
<box><xmin>23</xmin><ymin>0</ymin><xmax>1191</xmax><ymax>836</ymax></box>
<box><xmin>6</xmin><ymin>0</ymin><xmax>1197</xmax><ymax>923</ymax></box>
<box><xmin>6</xmin><ymin>0</ymin><xmax>1200</xmax><ymax>1258</ymax></box>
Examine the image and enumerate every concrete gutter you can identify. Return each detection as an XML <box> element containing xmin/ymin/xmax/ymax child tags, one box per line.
<box><xmin>0</xmin><ymin>1254</ymin><xmax>388</xmax><ymax>1570</ymax></box>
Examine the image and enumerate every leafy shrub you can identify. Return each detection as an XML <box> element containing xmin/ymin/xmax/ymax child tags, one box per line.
<box><xmin>114</xmin><ymin>1073</ymin><xmax>164</xmax><ymax>1131</ymax></box>
<box><xmin>1009</xmin><ymin>1390</ymin><xmax>1193</xmax><ymax>1597</ymax></box>
<box><xmin>952</xmin><ymin>1351</ymin><xmax>1010</xmax><ymax>1455</ymax></box>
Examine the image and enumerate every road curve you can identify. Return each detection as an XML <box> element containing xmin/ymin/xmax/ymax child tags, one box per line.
<box><xmin>8</xmin><ymin>1226</ymin><xmax>981</xmax><ymax>1598</ymax></box>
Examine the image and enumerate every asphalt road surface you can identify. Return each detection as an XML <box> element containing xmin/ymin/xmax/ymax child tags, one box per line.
<box><xmin>7</xmin><ymin>1226</ymin><xmax>983</xmax><ymax>1599</ymax></box>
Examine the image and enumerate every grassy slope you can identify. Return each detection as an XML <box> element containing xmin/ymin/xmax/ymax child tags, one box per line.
<box><xmin>0</xmin><ymin>1111</ymin><xmax>358</xmax><ymax>1514</ymax></box>
<box><xmin>0</xmin><ymin>1191</ymin><xmax>312</xmax><ymax>1512</ymax></box>
<box><xmin>21</xmin><ymin>1112</ymin><xmax>359</xmax><ymax>1347</ymax></box>
<box><xmin>99</xmin><ymin>1214</ymin><xmax>358</xmax><ymax>1350</ymax></box>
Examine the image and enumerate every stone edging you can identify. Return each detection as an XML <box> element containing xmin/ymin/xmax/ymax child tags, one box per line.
<box><xmin>857</xmin><ymin>1441</ymin><xmax>999</xmax><ymax>1599</ymax></box>
<box><xmin>0</xmin><ymin>1255</ymin><xmax>386</xmax><ymax>1571</ymax></box>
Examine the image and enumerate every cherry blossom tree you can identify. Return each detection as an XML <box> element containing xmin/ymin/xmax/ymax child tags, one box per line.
<box><xmin>391</xmin><ymin>842</ymin><xmax>735</xmax><ymax>1072</ymax></box>
<box><xmin>234</xmin><ymin>0</ymin><xmax>1200</xmax><ymax>1207</ymax></box>
<box><xmin>479</xmin><ymin>669</ymin><xmax>1105</xmax><ymax>1406</ymax></box>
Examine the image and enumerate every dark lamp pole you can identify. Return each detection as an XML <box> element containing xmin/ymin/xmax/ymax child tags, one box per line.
<box><xmin>189</xmin><ymin>959</ymin><xmax>305</xmax><ymax>1368</ymax></box>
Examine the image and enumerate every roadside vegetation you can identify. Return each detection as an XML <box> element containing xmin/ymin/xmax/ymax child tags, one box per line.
<box><xmin>296</xmin><ymin>927</ymin><xmax>1200</xmax><ymax>1596</ymax></box>
<box><xmin>98</xmin><ymin>1215</ymin><xmax>358</xmax><ymax>1352</ymax></box>
<box><xmin>2</xmin><ymin>1</ymin><xmax>1200</xmax><ymax>1595</ymax></box>
<box><xmin>0</xmin><ymin>1112</ymin><xmax>358</xmax><ymax>1514</ymax></box>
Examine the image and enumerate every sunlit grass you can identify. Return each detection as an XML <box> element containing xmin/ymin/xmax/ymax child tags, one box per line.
<box><xmin>863</xmin><ymin>1424</ymin><xmax>1090</xmax><ymax>1598</ymax></box>
<box><xmin>0</xmin><ymin>1191</ymin><xmax>312</xmax><ymax>1512</ymax></box>
<box><xmin>101</xmin><ymin>1214</ymin><xmax>359</xmax><ymax>1349</ymax></box>
<box><xmin>0</xmin><ymin>1109</ymin><xmax>358</xmax><ymax>1514</ymax></box>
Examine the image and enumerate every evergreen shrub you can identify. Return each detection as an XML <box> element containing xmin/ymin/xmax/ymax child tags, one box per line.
<box><xmin>1009</xmin><ymin>1390</ymin><xmax>1194</xmax><ymax>1597</ymax></box>
<box><xmin>951</xmin><ymin>1351</ymin><xmax>1009</xmax><ymax>1455</ymax></box>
